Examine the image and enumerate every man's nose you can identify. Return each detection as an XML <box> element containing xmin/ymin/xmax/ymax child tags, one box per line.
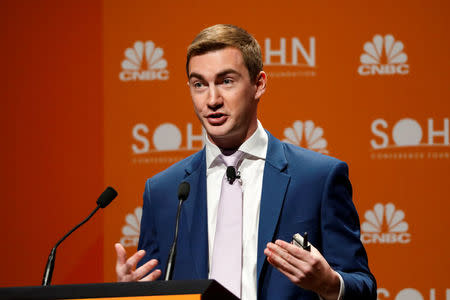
<box><xmin>207</xmin><ymin>85</ymin><xmax>223</xmax><ymax>109</ymax></box>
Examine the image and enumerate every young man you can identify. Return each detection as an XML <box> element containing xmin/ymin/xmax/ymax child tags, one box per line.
<box><xmin>115</xmin><ymin>24</ymin><xmax>376</xmax><ymax>300</ymax></box>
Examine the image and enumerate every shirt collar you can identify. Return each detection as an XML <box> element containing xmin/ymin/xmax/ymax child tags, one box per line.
<box><xmin>205</xmin><ymin>120</ymin><xmax>268</xmax><ymax>169</ymax></box>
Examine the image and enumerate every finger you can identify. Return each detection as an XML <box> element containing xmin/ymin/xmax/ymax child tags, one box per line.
<box><xmin>266</xmin><ymin>248</ymin><xmax>308</xmax><ymax>285</ymax></box>
<box><xmin>276</xmin><ymin>239</ymin><xmax>322</xmax><ymax>269</ymax></box>
<box><xmin>276</xmin><ymin>238</ymin><xmax>319</xmax><ymax>254</ymax></box>
<box><xmin>265</xmin><ymin>248</ymin><xmax>304</xmax><ymax>284</ymax></box>
<box><xmin>140</xmin><ymin>269</ymin><xmax>162</xmax><ymax>282</ymax></box>
<box><xmin>268</xmin><ymin>242</ymin><xmax>313</xmax><ymax>275</ymax></box>
<box><xmin>133</xmin><ymin>259</ymin><xmax>159</xmax><ymax>280</ymax></box>
<box><xmin>267</xmin><ymin>242</ymin><xmax>299</xmax><ymax>266</ymax></box>
<box><xmin>270</xmin><ymin>258</ymin><xmax>303</xmax><ymax>284</ymax></box>
<box><xmin>265</xmin><ymin>243</ymin><xmax>300</xmax><ymax>276</ymax></box>
<box><xmin>115</xmin><ymin>243</ymin><xmax>127</xmax><ymax>266</ymax></box>
<box><xmin>125</xmin><ymin>249</ymin><xmax>146</xmax><ymax>271</ymax></box>
<box><xmin>275</xmin><ymin>239</ymin><xmax>318</xmax><ymax>266</ymax></box>
<box><xmin>275</xmin><ymin>239</ymin><xmax>310</xmax><ymax>260</ymax></box>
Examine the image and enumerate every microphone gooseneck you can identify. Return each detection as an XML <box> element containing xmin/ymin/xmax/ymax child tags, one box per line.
<box><xmin>42</xmin><ymin>186</ymin><xmax>118</xmax><ymax>286</ymax></box>
<box><xmin>165</xmin><ymin>181</ymin><xmax>190</xmax><ymax>281</ymax></box>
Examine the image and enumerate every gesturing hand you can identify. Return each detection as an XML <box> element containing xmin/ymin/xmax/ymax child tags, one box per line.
<box><xmin>115</xmin><ymin>243</ymin><xmax>162</xmax><ymax>282</ymax></box>
<box><xmin>264</xmin><ymin>240</ymin><xmax>341</xmax><ymax>300</ymax></box>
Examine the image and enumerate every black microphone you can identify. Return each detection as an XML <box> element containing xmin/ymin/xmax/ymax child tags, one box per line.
<box><xmin>42</xmin><ymin>186</ymin><xmax>118</xmax><ymax>286</ymax></box>
<box><xmin>165</xmin><ymin>181</ymin><xmax>190</xmax><ymax>281</ymax></box>
<box><xmin>226</xmin><ymin>166</ymin><xmax>240</xmax><ymax>184</ymax></box>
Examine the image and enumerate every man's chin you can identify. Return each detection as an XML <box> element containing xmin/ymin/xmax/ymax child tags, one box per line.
<box><xmin>204</xmin><ymin>124</ymin><xmax>230</xmax><ymax>138</ymax></box>
<box><xmin>205</xmin><ymin>129</ymin><xmax>232</xmax><ymax>144</ymax></box>
<box><xmin>206</xmin><ymin>132</ymin><xmax>228</xmax><ymax>142</ymax></box>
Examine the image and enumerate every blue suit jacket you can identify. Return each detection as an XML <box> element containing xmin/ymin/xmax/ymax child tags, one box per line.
<box><xmin>137</xmin><ymin>131</ymin><xmax>376</xmax><ymax>299</ymax></box>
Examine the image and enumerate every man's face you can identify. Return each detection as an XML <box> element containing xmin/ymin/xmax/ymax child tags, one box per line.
<box><xmin>188</xmin><ymin>47</ymin><xmax>266</xmax><ymax>149</ymax></box>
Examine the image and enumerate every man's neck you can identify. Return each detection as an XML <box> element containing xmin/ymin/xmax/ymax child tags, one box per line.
<box><xmin>209</xmin><ymin>134</ymin><xmax>250</xmax><ymax>150</ymax></box>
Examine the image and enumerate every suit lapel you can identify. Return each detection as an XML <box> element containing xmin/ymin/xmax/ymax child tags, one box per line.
<box><xmin>257</xmin><ymin>132</ymin><xmax>290</xmax><ymax>282</ymax></box>
<box><xmin>181</xmin><ymin>149</ymin><xmax>209</xmax><ymax>279</ymax></box>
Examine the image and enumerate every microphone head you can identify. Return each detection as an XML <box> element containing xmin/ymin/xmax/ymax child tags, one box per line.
<box><xmin>177</xmin><ymin>181</ymin><xmax>190</xmax><ymax>201</ymax></box>
<box><xmin>96</xmin><ymin>186</ymin><xmax>118</xmax><ymax>208</ymax></box>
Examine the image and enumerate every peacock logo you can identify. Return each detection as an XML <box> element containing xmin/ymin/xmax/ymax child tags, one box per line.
<box><xmin>358</xmin><ymin>34</ymin><xmax>409</xmax><ymax>76</ymax></box>
<box><xmin>282</xmin><ymin>120</ymin><xmax>328</xmax><ymax>154</ymax></box>
<box><xmin>119</xmin><ymin>41</ymin><xmax>169</xmax><ymax>81</ymax></box>
<box><xmin>361</xmin><ymin>203</ymin><xmax>411</xmax><ymax>244</ymax></box>
<box><xmin>120</xmin><ymin>207</ymin><xmax>142</xmax><ymax>247</ymax></box>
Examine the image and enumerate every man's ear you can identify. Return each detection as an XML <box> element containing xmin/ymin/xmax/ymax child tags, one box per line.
<box><xmin>254</xmin><ymin>71</ymin><xmax>267</xmax><ymax>100</ymax></box>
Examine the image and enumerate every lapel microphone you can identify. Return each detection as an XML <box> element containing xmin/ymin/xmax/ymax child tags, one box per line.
<box><xmin>226</xmin><ymin>166</ymin><xmax>240</xmax><ymax>184</ymax></box>
<box><xmin>165</xmin><ymin>181</ymin><xmax>190</xmax><ymax>280</ymax></box>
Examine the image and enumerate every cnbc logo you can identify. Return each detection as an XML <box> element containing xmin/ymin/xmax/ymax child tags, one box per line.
<box><xmin>282</xmin><ymin>120</ymin><xmax>328</xmax><ymax>154</ymax></box>
<box><xmin>361</xmin><ymin>203</ymin><xmax>411</xmax><ymax>244</ymax></box>
<box><xmin>358</xmin><ymin>34</ymin><xmax>409</xmax><ymax>76</ymax></box>
<box><xmin>120</xmin><ymin>207</ymin><xmax>142</xmax><ymax>247</ymax></box>
<box><xmin>119</xmin><ymin>40</ymin><xmax>169</xmax><ymax>81</ymax></box>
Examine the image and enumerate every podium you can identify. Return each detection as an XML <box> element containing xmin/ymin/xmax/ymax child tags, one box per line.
<box><xmin>0</xmin><ymin>280</ymin><xmax>239</xmax><ymax>300</ymax></box>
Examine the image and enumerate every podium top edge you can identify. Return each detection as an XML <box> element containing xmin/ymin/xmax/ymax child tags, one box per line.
<box><xmin>0</xmin><ymin>280</ymin><xmax>237</xmax><ymax>300</ymax></box>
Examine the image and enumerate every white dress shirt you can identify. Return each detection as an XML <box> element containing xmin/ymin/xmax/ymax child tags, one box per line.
<box><xmin>206</xmin><ymin>120</ymin><xmax>268</xmax><ymax>300</ymax></box>
<box><xmin>204</xmin><ymin>121</ymin><xmax>344</xmax><ymax>300</ymax></box>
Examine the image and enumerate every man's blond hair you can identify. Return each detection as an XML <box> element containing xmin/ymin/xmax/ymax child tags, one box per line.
<box><xmin>186</xmin><ymin>24</ymin><xmax>263</xmax><ymax>81</ymax></box>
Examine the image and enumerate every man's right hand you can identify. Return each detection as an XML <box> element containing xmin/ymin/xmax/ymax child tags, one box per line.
<box><xmin>115</xmin><ymin>243</ymin><xmax>162</xmax><ymax>282</ymax></box>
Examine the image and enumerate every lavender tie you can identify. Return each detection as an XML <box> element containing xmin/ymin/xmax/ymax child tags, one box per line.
<box><xmin>210</xmin><ymin>151</ymin><xmax>244</xmax><ymax>298</ymax></box>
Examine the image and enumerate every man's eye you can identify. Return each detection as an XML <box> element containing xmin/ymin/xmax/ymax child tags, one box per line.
<box><xmin>223</xmin><ymin>78</ymin><xmax>233</xmax><ymax>84</ymax></box>
<box><xmin>193</xmin><ymin>82</ymin><xmax>204</xmax><ymax>88</ymax></box>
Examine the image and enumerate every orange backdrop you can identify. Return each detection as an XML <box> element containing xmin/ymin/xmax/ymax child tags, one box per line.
<box><xmin>1</xmin><ymin>0</ymin><xmax>104</xmax><ymax>287</ymax></box>
<box><xmin>2</xmin><ymin>1</ymin><xmax>450</xmax><ymax>299</ymax></box>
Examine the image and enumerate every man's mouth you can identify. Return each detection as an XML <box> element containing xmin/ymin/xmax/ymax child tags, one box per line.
<box><xmin>208</xmin><ymin>113</ymin><xmax>225</xmax><ymax>118</ymax></box>
<box><xmin>206</xmin><ymin>113</ymin><xmax>228</xmax><ymax>125</ymax></box>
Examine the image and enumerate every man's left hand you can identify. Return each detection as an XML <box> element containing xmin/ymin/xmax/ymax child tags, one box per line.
<box><xmin>264</xmin><ymin>239</ymin><xmax>341</xmax><ymax>300</ymax></box>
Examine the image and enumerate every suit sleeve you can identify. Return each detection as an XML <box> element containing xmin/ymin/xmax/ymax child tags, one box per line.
<box><xmin>136</xmin><ymin>178</ymin><xmax>162</xmax><ymax>272</ymax></box>
<box><xmin>320</xmin><ymin>162</ymin><xmax>377</xmax><ymax>300</ymax></box>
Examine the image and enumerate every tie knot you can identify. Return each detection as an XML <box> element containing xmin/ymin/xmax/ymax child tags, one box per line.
<box><xmin>220</xmin><ymin>150</ymin><xmax>244</xmax><ymax>167</ymax></box>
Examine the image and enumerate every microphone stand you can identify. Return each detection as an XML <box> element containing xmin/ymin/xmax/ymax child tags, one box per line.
<box><xmin>164</xmin><ymin>182</ymin><xmax>189</xmax><ymax>280</ymax></box>
<box><xmin>164</xmin><ymin>198</ymin><xmax>183</xmax><ymax>281</ymax></box>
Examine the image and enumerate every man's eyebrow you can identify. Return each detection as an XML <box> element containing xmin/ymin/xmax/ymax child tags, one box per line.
<box><xmin>216</xmin><ymin>69</ymin><xmax>241</xmax><ymax>78</ymax></box>
<box><xmin>188</xmin><ymin>69</ymin><xmax>241</xmax><ymax>81</ymax></box>
<box><xmin>188</xmin><ymin>72</ymin><xmax>204</xmax><ymax>81</ymax></box>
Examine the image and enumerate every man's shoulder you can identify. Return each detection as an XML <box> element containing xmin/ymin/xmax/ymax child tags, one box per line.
<box><xmin>267</xmin><ymin>131</ymin><xmax>345</xmax><ymax>170</ymax></box>
<box><xmin>285</xmin><ymin>142</ymin><xmax>342</xmax><ymax>165</ymax></box>
<box><xmin>147</xmin><ymin>149</ymin><xmax>205</xmax><ymax>186</ymax></box>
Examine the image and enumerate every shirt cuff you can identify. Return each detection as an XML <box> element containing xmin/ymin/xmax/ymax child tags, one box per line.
<box><xmin>318</xmin><ymin>272</ymin><xmax>345</xmax><ymax>300</ymax></box>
